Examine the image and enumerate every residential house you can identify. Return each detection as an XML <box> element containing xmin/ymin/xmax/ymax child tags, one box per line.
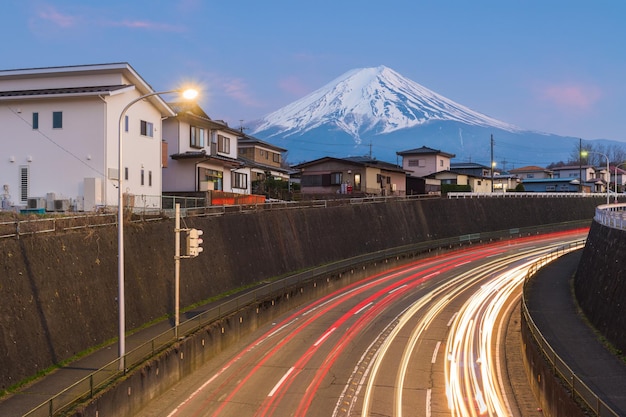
<box><xmin>396</xmin><ymin>146</ymin><xmax>455</xmax><ymax>177</ymax></box>
<box><xmin>521</xmin><ymin>178</ymin><xmax>584</xmax><ymax>193</ymax></box>
<box><xmin>450</xmin><ymin>162</ymin><xmax>492</xmax><ymax>178</ymax></box>
<box><xmin>237</xmin><ymin>134</ymin><xmax>291</xmax><ymax>198</ymax></box>
<box><xmin>0</xmin><ymin>63</ymin><xmax>176</xmax><ymax>211</ymax></box>
<box><xmin>294</xmin><ymin>156</ymin><xmax>407</xmax><ymax>197</ymax></box>
<box><xmin>551</xmin><ymin>165</ymin><xmax>602</xmax><ymax>192</ymax></box>
<box><xmin>162</xmin><ymin>103</ymin><xmax>247</xmax><ymax>200</ymax></box>
<box><xmin>509</xmin><ymin>166</ymin><xmax>553</xmax><ymax>180</ymax></box>
<box><xmin>426</xmin><ymin>170</ymin><xmax>493</xmax><ymax>193</ymax></box>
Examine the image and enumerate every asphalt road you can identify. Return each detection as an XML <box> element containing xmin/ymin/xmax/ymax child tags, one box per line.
<box><xmin>133</xmin><ymin>231</ymin><xmax>586</xmax><ymax>417</ymax></box>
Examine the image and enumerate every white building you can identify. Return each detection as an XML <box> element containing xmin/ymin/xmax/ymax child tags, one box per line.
<box><xmin>163</xmin><ymin>103</ymin><xmax>247</xmax><ymax>195</ymax></box>
<box><xmin>0</xmin><ymin>63</ymin><xmax>175</xmax><ymax>212</ymax></box>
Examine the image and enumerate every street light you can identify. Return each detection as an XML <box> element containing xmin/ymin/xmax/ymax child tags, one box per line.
<box><xmin>117</xmin><ymin>88</ymin><xmax>197</xmax><ymax>369</ymax></box>
<box><xmin>614</xmin><ymin>161</ymin><xmax>626</xmax><ymax>203</ymax></box>
<box><xmin>581</xmin><ymin>150</ymin><xmax>610</xmax><ymax>205</ymax></box>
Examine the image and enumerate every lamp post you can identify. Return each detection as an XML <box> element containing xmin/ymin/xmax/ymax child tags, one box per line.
<box><xmin>117</xmin><ymin>88</ymin><xmax>197</xmax><ymax>370</ymax></box>
<box><xmin>581</xmin><ymin>150</ymin><xmax>610</xmax><ymax>205</ymax></box>
<box><xmin>614</xmin><ymin>161</ymin><xmax>626</xmax><ymax>203</ymax></box>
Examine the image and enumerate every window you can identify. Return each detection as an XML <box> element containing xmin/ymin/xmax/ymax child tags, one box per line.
<box><xmin>301</xmin><ymin>175</ymin><xmax>323</xmax><ymax>187</ymax></box>
<box><xmin>201</xmin><ymin>168</ymin><xmax>223</xmax><ymax>191</ymax></box>
<box><xmin>218</xmin><ymin>135</ymin><xmax>230</xmax><ymax>153</ymax></box>
<box><xmin>330</xmin><ymin>172</ymin><xmax>342</xmax><ymax>185</ymax></box>
<box><xmin>32</xmin><ymin>112</ymin><xmax>39</xmax><ymax>129</ymax></box>
<box><xmin>232</xmin><ymin>171</ymin><xmax>247</xmax><ymax>189</ymax></box>
<box><xmin>273</xmin><ymin>153</ymin><xmax>281</xmax><ymax>163</ymax></box>
<box><xmin>440</xmin><ymin>160</ymin><xmax>444</xmax><ymax>167</ymax></box>
<box><xmin>124</xmin><ymin>167</ymin><xmax>129</xmax><ymax>180</ymax></box>
<box><xmin>52</xmin><ymin>111</ymin><xmax>63</xmax><ymax>129</ymax></box>
<box><xmin>190</xmin><ymin>126</ymin><xmax>205</xmax><ymax>148</ymax></box>
<box><xmin>140</xmin><ymin>120</ymin><xmax>154</xmax><ymax>137</ymax></box>
<box><xmin>141</xmin><ymin>169</ymin><xmax>145</xmax><ymax>186</ymax></box>
<box><xmin>124</xmin><ymin>115</ymin><xmax>129</xmax><ymax>132</ymax></box>
<box><xmin>148</xmin><ymin>170</ymin><xmax>152</xmax><ymax>187</ymax></box>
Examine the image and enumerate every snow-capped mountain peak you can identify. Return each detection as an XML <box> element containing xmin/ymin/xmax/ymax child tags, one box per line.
<box><xmin>251</xmin><ymin>65</ymin><xmax>520</xmax><ymax>140</ymax></box>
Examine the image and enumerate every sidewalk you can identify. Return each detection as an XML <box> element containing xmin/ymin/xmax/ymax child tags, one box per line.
<box><xmin>526</xmin><ymin>251</ymin><xmax>626</xmax><ymax>414</ymax></box>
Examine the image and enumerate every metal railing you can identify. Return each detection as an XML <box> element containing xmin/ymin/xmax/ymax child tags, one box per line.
<box><xmin>20</xmin><ymin>220</ymin><xmax>590</xmax><ymax>417</ymax></box>
<box><xmin>522</xmin><ymin>242</ymin><xmax>620</xmax><ymax>417</ymax></box>
<box><xmin>448</xmin><ymin>191</ymin><xmax>608</xmax><ymax>198</ymax></box>
<box><xmin>0</xmin><ymin>194</ymin><xmax>439</xmax><ymax>240</ymax></box>
<box><xmin>594</xmin><ymin>203</ymin><xmax>626</xmax><ymax>231</ymax></box>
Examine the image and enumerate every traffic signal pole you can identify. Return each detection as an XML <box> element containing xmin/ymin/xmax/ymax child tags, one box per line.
<box><xmin>175</xmin><ymin>203</ymin><xmax>181</xmax><ymax>338</ymax></box>
<box><xmin>174</xmin><ymin>203</ymin><xmax>203</xmax><ymax>339</ymax></box>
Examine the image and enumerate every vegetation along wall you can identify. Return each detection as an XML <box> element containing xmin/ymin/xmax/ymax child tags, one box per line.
<box><xmin>0</xmin><ymin>196</ymin><xmax>603</xmax><ymax>390</ymax></box>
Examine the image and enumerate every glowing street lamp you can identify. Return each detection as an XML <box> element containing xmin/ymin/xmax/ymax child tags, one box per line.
<box><xmin>581</xmin><ymin>150</ymin><xmax>610</xmax><ymax>205</ymax></box>
<box><xmin>117</xmin><ymin>88</ymin><xmax>198</xmax><ymax>369</ymax></box>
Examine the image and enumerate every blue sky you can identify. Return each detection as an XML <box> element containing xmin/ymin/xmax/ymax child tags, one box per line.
<box><xmin>2</xmin><ymin>0</ymin><xmax>625</xmax><ymax>142</ymax></box>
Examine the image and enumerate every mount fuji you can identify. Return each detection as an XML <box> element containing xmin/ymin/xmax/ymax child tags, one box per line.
<box><xmin>249</xmin><ymin>66</ymin><xmax>602</xmax><ymax>168</ymax></box>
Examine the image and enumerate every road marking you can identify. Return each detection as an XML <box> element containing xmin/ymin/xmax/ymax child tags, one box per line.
<box><xmin>268</xmin><ymin>367</ymin><xmax>295</xmax><ymax>397</ymax></box>
<box><xmin>314</xmin><ymin>327</ymin><xmax>336</xmax><ymax>346</ymax></box>
<box><xmin>431</xmin><ymin>341</ymin><xmax>441</xmax><ymax>364</ymax></box>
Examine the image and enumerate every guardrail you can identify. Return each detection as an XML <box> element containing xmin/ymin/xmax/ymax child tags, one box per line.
<box><xmin>447</xmin><ymin>192</ymin><xmax>608</xmax><ymax>198</ymax></box>
<box><xmin>522</xmin><ymin>242</ymin><xmax>620</xmax><ymax>417</ymax></box>
<box><xmin>21</xmin><ymin>220</ymin><xmax>591</xmax><ymax>417</ymax></box>
<box><xmin>0</xmin><ymin>194</ymin><xmax>439</xmax><ymax>240</ymax></box>
<box><xmin>594</xmin><ymin>203</ymin><xmax>626</xmax><ymax>231</ymax></box>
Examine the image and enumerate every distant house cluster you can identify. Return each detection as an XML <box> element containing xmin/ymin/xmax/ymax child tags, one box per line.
<box><xmin>0</xmin><ymin>62</ymin><xmax>623</xmax><ymax>213</ymax></box>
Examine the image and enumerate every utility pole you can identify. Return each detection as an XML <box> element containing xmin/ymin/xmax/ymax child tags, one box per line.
<box><xmin>579</xmin><ymin>138</ymin><xmax>583</xmax><ymax>193</ymax></box>
<box><xmin>490</xmin><ymin>134</ymin><xmax>495</xmax><ymax>193</ymax></box>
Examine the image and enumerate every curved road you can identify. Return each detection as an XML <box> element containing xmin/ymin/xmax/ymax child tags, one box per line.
<box><xmin>135</xmin><ymin>229</ymin><xmax>587</xmax><ymax>417</ymax></box>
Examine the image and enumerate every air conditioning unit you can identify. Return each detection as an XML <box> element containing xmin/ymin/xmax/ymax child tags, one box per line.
<box><xmin>54</xmin><ymin>199</ymin><xmax>70</xmax><ymax>212</ymax></box>
<box><xmin>46</xmin><ymin>192</ymin><xmax>56</xmax><ymax>211</ymax></box>
<box><xmin>27</xmin><ymin>197</ymin><xmax>46</xmax><ymax>209</ymax></box>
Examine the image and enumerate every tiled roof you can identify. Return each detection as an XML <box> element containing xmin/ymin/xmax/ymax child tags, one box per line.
<box><xmin>396</xmin><ymin>146</ymin><xmax>455</xmax><ymax>158</ymax></box>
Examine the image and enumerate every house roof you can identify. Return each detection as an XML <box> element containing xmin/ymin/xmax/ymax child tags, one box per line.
<box><xmin>237</xmin><ymin>134</ymin><xmax>288</xmax><ymax>152</ymax></box>
<box><xmin>521</xmin><ymin>177</ymin><xmax>581</xmax><ymax>183</ymax></box>
<box><xmin>0</xmin><ymin>62</ymin><xmax>176</xmax><ymax>117</ymax></box>
<box><xmin>509</xmin><ymin>165</ymin><xmax>550</xmax><ymax>173</ymax></box>
<box><xmin>238</xmin><ymin>156</ymin><xmax>290</xmax><ymax>174</ymax></box>
<box><xmin>396</xmin><ymin>146</ymin><xmax>455</xmax><ymax>158</ymax></box>
<box><xmin>293</xmin><ymin>156</ymin><xmax>406</xmax><ymax>173</ymax></box>
<box><xmin>0</xmin><ymin>85</ymin><xmax>133</xmax><ymax>99</ymax></box>
<box><xmin>424</xmin><ymin>170</ymin><xmax>484</xmax><ymax>180</ymax></box>
<box><xmin>170</xmin><ymin>150</ymin><xmax>241</xmax><ymax>167</ymax></box>
<box><xmin>450</xmin><ymin>162</ymin><xmax>490</xmax><ymax>169</ymax></box>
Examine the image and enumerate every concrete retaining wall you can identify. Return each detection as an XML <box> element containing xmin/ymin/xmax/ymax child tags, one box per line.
<box><xmin>574</xmin><ymin>221</ymin><xmax>626</xmax><ymax>354</ymax></box>
<box><xmin>0</xmin><ymin>196</ymin><xmax>602</xmax><ymax>391</ymax></box>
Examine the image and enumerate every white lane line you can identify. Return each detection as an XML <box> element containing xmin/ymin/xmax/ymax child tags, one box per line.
<box><xmin>268</xmin><ymin>367</ymin><xmax>295</xmax><ymax>397</ymax></box>
<box><xmin>431</xmin><ymin>341</ymin><xmax>441</xmax><ymax>364</ymax></box>
<box><xmin>388</xmin><ymin>284</ymin><xmax>408</xmax><ymax>294</ymax></box>
<box><xmin>354</xmin><ymin>302</ymin><xmax>373</xmax><ymax>315</ymax></box>
<box><xmin>314</xmin><ymin>327</ymin><xmax>336</xmax><ymax>347</ymax></box>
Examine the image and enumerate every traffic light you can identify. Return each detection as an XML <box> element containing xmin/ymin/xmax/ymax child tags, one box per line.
<box><xmin>186</xmin><ymin>228</ymin><xmax>204</xmax><ymax>257</ymax></box>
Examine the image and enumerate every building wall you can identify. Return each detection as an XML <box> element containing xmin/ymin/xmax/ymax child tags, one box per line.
<box><xmin>0</xmin><ymin>96</ymin><xmax>106</xmax><ymax>208</ymax></box>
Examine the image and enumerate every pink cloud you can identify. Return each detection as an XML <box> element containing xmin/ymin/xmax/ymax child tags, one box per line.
<box><xmin>222</xmin><ymin>78</ymin><xmax>263</xmax><ymax>108</ymax></box>
<box><xmin>107</xmin><ymin>20</ymin><xmax>184</xmax><ymax>32</ymax></box>
<box><xmin>38</xmin><ymin>7</ymin><xmax>76</xmax><ymax>28</ymax></box>
<box><xmin>539</xmin><ymin>83</ymin><xmax>602</xmax><ymax>110</ymax></box>
<box><xmin>278</xmin><ymin>76</ymin><xmax>310</xmax><ymax>97</ymax></box>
